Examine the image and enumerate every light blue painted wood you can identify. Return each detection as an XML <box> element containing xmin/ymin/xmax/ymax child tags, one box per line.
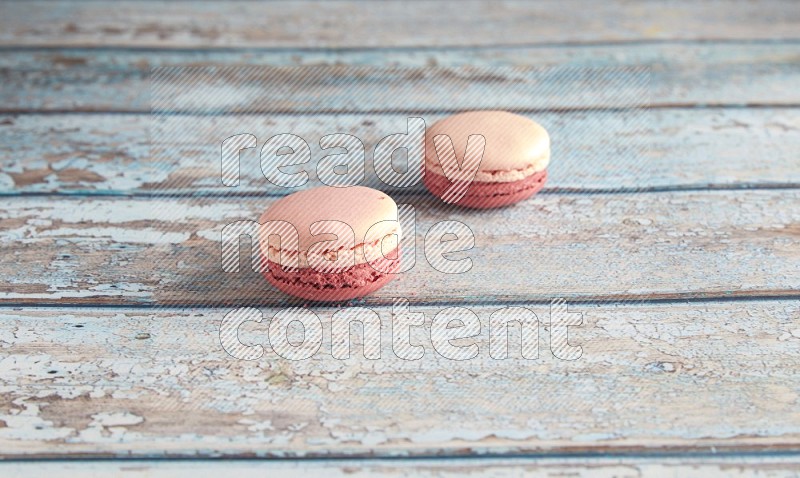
<box><xmin>2</xmin><ymin>108</ymin><xmax>799</xmax><ymax>195</ymax></box>
<box><xmin>2</xmin><ymin>44</ymin><xmax>799</xmax><ymax>111</ymax></box>
<box><xmin>3</xmin><ymin>1</ymin><xmax>800</xmax><ymax>49</ymax></box>
<box><xmin>1</xmin><ymin>0</ymin><xmax>798</xmax><ymax>464</ymax></box>
<box><xmin>0</xmin><ymin>301</ymin><xmax>797</xmax><ymax>458</ymax></box>
<box><xmin>3</xmin><ymin>455</ymin><xmax>800</xmax><ymax>475</ymax></box>
<box><xmin>1</xmin><ymin>190</ymin><xmax>798</xmax><ymax>306</ymax></box>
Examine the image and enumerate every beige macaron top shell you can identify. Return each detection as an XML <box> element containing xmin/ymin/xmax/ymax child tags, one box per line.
<box><xmin>425</xmin><ymin>111</ymin><xmax>550</xmax><ymax>183</ymax></box>
<box><xmin>259</xmin><ymin>186</ymin><xmax>400</xmax><ymax>266</ymax></box>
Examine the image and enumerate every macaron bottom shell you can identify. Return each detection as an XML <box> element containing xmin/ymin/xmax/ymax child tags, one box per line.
<box><xmin>262</xmin><ymin>249</ymin><xmax>400</xmax><ymax>302</ymax></box>
<box><xmin>423</xmin><ymin>169</ymin><xmax>547</xmax><ymax>209</ymax></box>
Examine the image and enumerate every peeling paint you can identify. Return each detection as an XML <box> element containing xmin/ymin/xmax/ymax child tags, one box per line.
<box><xmin>0</xmin><ymin>302</ymin><xmax>798</xmax><ymax>457</ymax></box>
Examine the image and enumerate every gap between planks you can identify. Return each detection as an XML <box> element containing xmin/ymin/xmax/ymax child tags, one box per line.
<box><xmin>3</xmin><ymin>37</ymin><xmax>800</xmax><ymax>53</ymax></box>
<box><xmin>1</xmin><ymin>294</ymin><xmax>800</xmax><ymax>312</ymax></box>
<box><xmin>3</xmin><ymin>185</ymin><xmax>800</xmax><ymax>200</ymax></box>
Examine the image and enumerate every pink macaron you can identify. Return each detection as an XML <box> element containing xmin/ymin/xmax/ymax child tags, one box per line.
<box><xmin>259</xmin><ymin>186</ymin><xmax>400</xmax><ymax>301</ymax></box>
<box><xmin>423</xmin><ymin>110</ymin><xmax>550</xmax><ymax>208</ymax></box>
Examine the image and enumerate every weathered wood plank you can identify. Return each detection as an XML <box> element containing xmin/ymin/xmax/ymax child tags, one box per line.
<box><xmin>1</xmin><ymin>191</ymin><xmax>798</xmax><ymax>306</ymax></box>
<box><xmin>2</xmin><ymin>108</ymin><xmax>799</xmax><ymax>195</ymax></box>
<box><xmin>1</xmin><ymin>300</ymin><xmax>798</xmax><ymax>458</ymax></box>
<box><xmin>1</xmin><ymin>1</ymin><xmax>798</xmax><ymax>48</ymax></box>
<box><xmin>4</xmin><ymin>43</ymin><xmax>798</xmax><ymax>72</ymax></box>
<box><xmin>5</xmin><ymin>456</ymin><xmax>800</xmax><ymax>477</ymax></box>
<box><xmin>3</xmin><ymin>44</ymin><xmax>799</xmax><ymax>112</ymax></box>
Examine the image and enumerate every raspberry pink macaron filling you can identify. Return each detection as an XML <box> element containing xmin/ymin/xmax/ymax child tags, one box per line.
<box><xmin>262</xmin><ymin>249</ymin><xmax>400</xmax><ymax>302</ymax></box>
<box><xmin>423</xmin><ymin>169</ymin><xmax>547</xmax><ymax>209</ymax></box>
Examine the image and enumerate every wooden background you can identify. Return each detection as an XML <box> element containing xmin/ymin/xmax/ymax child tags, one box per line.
<box><xmin>1</xmin><ymin>1</ymin><xmax>799</xmax><ymax>476</ymax></box>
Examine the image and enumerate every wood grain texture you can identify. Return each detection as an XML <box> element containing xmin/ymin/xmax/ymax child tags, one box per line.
<box><xmin>3</xmin><ymin>108</ymin><xmax>799</xmax><ymax>195</ymax></box>
<box><xmin>1</xmin><ymin>191</ymin><xmax>798</xmax><ymax>306</ymax></box>
<box><xmin>5</xmin><ymin>456</ymin><xmax>800</xmax><ymax>477</ymax></box>
<box><xmin>1</xmin><ymin>300</ymin><xmax>798</xmax><ymax>458</ymax></box>
<box><xmin>3</xmin><ymin>43</ymin><xmax>799</xmax><ymax>112</ymax></box>
<box><xmin>1</xmin><ymin>1</ymin><xmax>799</xmax><ymax>48</ymax></box>
<box><xmin>1</xmin><ymin>0</ymin><xmax>799</xmax><ymax>467</ymax></box>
